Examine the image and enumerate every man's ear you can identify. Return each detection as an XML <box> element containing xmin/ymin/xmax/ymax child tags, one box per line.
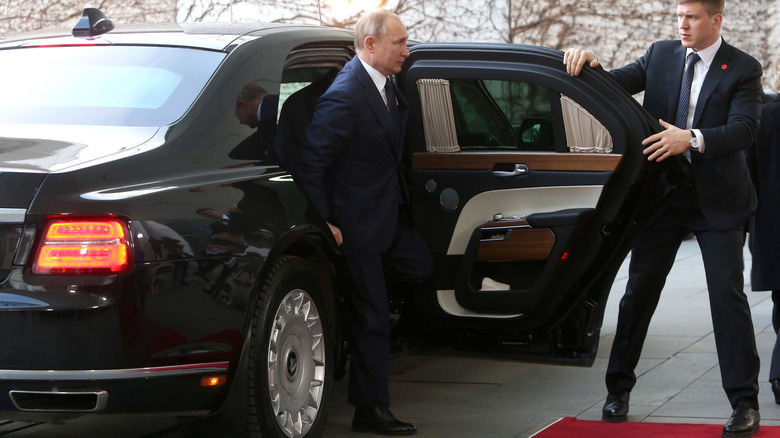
<box><xmin>364</xmin><ymin>35</ymin><xmax>375</xmax><ymax>53</ymax></box>
<box><xmin>712</xmin><ymin>13</ymin><xmax>723</xmax><ymax>28</ymax></box>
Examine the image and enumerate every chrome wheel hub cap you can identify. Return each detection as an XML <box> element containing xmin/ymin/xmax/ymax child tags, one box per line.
<box><xmin>268</xmin><ymin>289</ymin><xmax>325</xmax><ymax>437</ymax></box>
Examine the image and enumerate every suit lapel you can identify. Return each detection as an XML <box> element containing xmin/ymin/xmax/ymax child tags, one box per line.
<box><xmin>352</xmin><ymin>57</ymin><xmax>402</xmax><ymax>155</ymax></box>
<box><xmin>665</xmin><ymin>44</ymin><xmax>687</xmax><ymax>121</ymax></box>
<box><xmin>692</xmin><ymin>42</ymin><xmax>734</xmax><ymax>128</ymax></box>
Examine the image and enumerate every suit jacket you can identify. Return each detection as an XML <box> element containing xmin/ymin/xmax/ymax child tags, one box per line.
<box><xmin>609</xmin><ymin>39</ymin><xmax>761</xmax><ymax>229</ymax></box>
<box><xmin>275</xmin><ymin>78</ymin><xmax>334</xmax><ymax>169</ymax></box>
<box><xmin>295</xmin><ymin>55</ymin><xmax>408</xmax><ymax>256</ymax></box>
<box><xmin>749</xmin><ymin>95</ymin><xmax>780</xmax><ymax>290</ymax></box>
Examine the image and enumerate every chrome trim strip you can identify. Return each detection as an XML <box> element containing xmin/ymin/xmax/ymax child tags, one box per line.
<box><xmin>479</xmin><ymin>224</ymin><xmax>532</xmax><ymax>232</ymax></box>
<box><xmin>0</xmin><ymin>208</ymin><xmax>26</xmax><ymax>223</ymax></box>
<box><xmin>0</xmin><ymin>361</ymin><xmax>229</xmax><ymax>381</ymax></box>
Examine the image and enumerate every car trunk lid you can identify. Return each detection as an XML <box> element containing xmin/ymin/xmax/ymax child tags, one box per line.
<box><xmin>0</xmin><ymin>125</ymin><xmax>161</xmax><ymax>173</ymax></box>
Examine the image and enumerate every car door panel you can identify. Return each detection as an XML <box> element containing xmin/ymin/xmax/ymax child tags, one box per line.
<box><xmin>400</xmin><ymin>43</ymin><xmax>690</xmax><ymax>364</ymax></box>
<box><xmin>454</xmin><ymin>207</ymin><xmax>595</xmax><ymax>312</ymax></box>
<box><xmin>411</xmin><ymin>151</ymin><xmax>623</xmax><ymax>318</ymax></box>
<box><xmin>443</xmin><ymin>185</ymin><xmax>603</xmax><ymax>256</ymax></box>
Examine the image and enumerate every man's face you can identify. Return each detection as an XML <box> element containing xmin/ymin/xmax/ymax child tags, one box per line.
<box><xmin>367</xmin><ymin>17</ymin><xmax>409</xmax><ymax>76</ymax></box>
<box><xmin>234</xmin><ymin>98</ymin><xmax>259</xmax><ymax>128</ymax></box>
<box><xmin>678</xmin><ymin>2</ymin><xmax>722</xmax><ymax>51</ymax></box>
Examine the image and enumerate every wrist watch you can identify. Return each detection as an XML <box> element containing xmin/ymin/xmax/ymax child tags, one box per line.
<box><xmin>689</xmin><ymin>130</ymin><xmax>698</xmax><ymax>150</ymax></box>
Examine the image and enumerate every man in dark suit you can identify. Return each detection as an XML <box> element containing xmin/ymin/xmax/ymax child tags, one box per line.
<box><xmin>748</xmin><ymin>60</ymin><xmax>780</xmax><ymax>405</ymax></box>
<box><xmin>564</xmin><ymin>1</ymin><xmax>762</xmax><ymax>436</ymax></box>
<box><xmin>294</xmin><ymin>9</ymin><xmax>432</xmax><ymax>436</ymax></box>
<box><xmin>232</xmin><ymin>81</ymin><xmax>279</xmax><ymax>162</ymax></box>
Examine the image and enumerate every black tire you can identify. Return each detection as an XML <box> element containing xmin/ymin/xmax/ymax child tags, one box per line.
<box><xmin>246</xmin><ymin>255</ymin><xmax>333</xmax><ymax>438</ymax></box>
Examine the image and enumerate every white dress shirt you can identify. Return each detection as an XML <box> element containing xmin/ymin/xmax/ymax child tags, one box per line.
<box><xmin>684</xmin><ymin>36</ymin><xmax>723</xmax><ymax>153</ymax></box>
<box><xmin>359</xmin><ymin>56</ymin><xmax>391</xmax><ymax>106</ymax></box>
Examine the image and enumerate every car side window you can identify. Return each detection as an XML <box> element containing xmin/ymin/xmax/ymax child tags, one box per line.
<box><xmin>450</xmin><ymin>78</ymin><xmax>554</xmax><ymax>151</ymax></box>
<box><xmin>275</xmin><ymin>44</ymin><xmax>353</xmax><ymax>168</ymax></box>
<box><xmin>417</xmin><ymin>77</ymin><xmax>613</xmax><ymax>154</ymax></box>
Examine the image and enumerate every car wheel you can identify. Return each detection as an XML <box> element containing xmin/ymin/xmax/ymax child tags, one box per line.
<box><xmin>247</xmin><ymin>255</ymin><xmax>332</xmax><ymax>438</ymax></box>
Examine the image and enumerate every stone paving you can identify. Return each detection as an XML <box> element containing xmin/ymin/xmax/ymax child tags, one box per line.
<box><xmin>322</xmin><ymin>238</ymin><xmax>779</xmax><ymax>437</ymax></box>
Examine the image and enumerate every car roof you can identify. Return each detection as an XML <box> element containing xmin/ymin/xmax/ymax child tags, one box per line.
<box><xmin>0</xmin><ymin>21</ymin><xmax>354</xmax><ymax>52</ymax></box>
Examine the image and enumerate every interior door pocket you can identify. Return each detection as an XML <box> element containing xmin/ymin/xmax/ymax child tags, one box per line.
<box><xmin>454</xmin><ymin>208</ymin><xmax>595</xmax><ymax>312</ymax></box>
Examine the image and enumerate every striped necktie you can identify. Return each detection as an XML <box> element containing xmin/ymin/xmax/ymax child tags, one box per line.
<box><xmin>674</xmin><ymin>52</ymin><xmax>701</xmax><ymax>129</ymax></box>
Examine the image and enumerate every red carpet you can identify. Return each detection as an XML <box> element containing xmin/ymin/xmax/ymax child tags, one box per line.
<box><xmin>531</xmin><ymin>417</ymin><xmax>780</xmax><ymax>437</ymax></box>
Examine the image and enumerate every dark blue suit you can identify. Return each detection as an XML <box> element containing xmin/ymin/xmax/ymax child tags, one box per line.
<box><xmin>605</xmin><ymin>39</ymin><xmax>762</xmax><ymax>409</ymax></box>
<box><xmin>295</xmin><ymin>55</ymin><xmax>432</xmax><ymax>408</ymax></box>
<box><xmin>749</xmin><ymin>95</ymin><xmax>780</xmax><ymax>293</ymax></box>
<box><xmin>748</xmin><ymin>95</ymin><xmax>780</xmax><ymax>382</ymax></box>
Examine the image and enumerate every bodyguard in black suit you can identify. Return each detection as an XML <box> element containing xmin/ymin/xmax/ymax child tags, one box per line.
<box><xmin>565</xmin><ymin>1</ymin><xmax>762</xmax><ymax>436</ymax></box>
<box><xmin>748</xmin><ymin>78</ymin><xmax>780</xmax><ymax>404</ymax></box>
<box><xmin>295</xmin><ymin>9</ymin><xmax>432</xmax><ymax>436</ymax></box>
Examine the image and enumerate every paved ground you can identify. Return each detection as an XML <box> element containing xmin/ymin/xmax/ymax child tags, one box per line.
<box><xmin>320</xmin><ymin>237</ymin><xmax>780</xmax><ymax>437</ymax></box>
<box><xmin>5</xmin><ymin>237</ymin><xmax>777</xmax><ymax>437</ymax></box>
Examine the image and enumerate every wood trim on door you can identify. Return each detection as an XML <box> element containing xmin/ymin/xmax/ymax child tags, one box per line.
<box><xmin>412</xmin><ymin>152</ymin><xmax>622</xmax><ymax>172</ymax></box>
<box><xmin>476</xmin><ymin>227</ymin><xmax>556</xmax><ymax>262</ymax></box>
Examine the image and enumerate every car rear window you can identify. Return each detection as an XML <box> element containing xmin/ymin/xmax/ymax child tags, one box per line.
<box><xmin>0</xmin><ymin>45</ymin><xmax>225</xmax><ymax>126</ymax></box>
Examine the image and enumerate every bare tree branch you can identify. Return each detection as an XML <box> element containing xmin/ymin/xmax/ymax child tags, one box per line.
<box><xmin>1</xmin><ymin>0</ymin><xmax>776</xmax><ymax>86</ymax></box>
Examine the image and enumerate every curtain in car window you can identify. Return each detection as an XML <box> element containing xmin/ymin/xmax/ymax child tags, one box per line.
<box><xmin>560</xmin><ymin>95</ymin><xmax>613</xmax><ymax>153</ymax></box>
<box><xmin>417</xmin><ymin>79</ymin><xmax>460</xmax><ymax>152</ymax></box>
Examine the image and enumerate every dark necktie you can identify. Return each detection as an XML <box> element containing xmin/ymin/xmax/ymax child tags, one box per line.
<box><xmin>674</xmin><ymin>52</ymin><xmax>701</xmax><ymax>129</ymax></box>
<box><xmin>384</xmin><ymin>77</ymin><xmax>400</xmax><ymax>126</ymax></box>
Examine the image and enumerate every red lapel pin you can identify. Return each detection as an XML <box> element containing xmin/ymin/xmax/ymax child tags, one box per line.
<box><xmin>722</xmin><ymin>64</ymin><xmax>727</xmax><ymax>69</ymax></box>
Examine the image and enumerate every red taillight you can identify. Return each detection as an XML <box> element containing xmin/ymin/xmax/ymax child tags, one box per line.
<box><xmin>33</xmin><ymin>218</ymin><xmax>131</xmax><ymax>275</ymax></box>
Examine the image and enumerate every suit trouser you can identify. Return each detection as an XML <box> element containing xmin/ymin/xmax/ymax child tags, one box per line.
<box><xmin>770</xmin><ymin>290</ymin><xmax>780</xmax><ymax>381</ymax></box>
<box><xmin>344</xmin><ymin>219</ymin><xmax>433</xmax><ymax>408</ymax></box>
<box><xmin>605</xmin><ymin>187</ymin><xmax>759</xmax><ymax>409</ymax></box>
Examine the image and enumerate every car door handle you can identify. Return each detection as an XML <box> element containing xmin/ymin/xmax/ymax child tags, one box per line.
<box><xmin>492</xmin><ymin>164</ymin><xmax>529</xmax><ymax>178</ymax></box>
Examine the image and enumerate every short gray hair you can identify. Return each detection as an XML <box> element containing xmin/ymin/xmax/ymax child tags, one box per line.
<box><xmin>236</xmin><ymin>81</ymin><xmax>268</xmax><ymax>105</ymax></box>
<box><xmin>354</xmin><ymin>9</ymin><xmax>399</xmax><ymax>51</ymax></box>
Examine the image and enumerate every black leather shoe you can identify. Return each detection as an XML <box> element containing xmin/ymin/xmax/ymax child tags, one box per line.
<box><xmin>602</xmin><ymin>391</ymin><xmax>629</xmax><ymax>423</ymax></box>
<box><xmin>722</xmin><ymin>402</ymin><xmax>759</xmax><ymax>438</ymax></box>
<box><xmin>772</xmin><ymin>380</ymin><xmax>780</xmax><ymax>405</ymax></box>
<box><xmin>352</xmin><ymin>406</ymin><xmax>416</xmax><ymax>435</ymax></box>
